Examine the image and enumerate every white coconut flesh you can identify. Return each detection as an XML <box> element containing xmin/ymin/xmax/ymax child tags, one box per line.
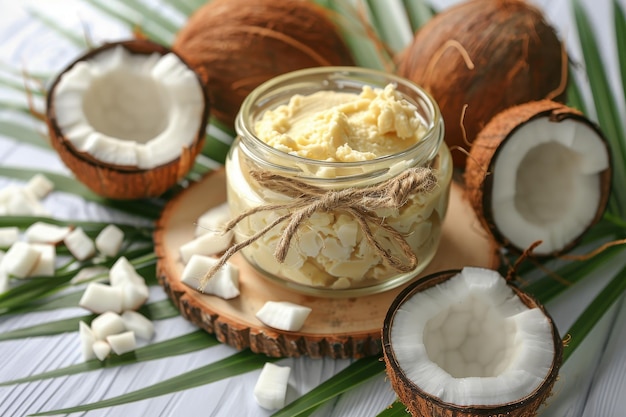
<box><xmin>490</xmin><ymin>117</ymin><xmax>609</xmax><ymax>254</ymax></box>
<box><xmin>52</xmin><ymin>45</ymin><xmax>204</xmax><ymax>169</ymax></box>
<box><xmin>390</xmin><ymin>267</ymin><xmax>555</xmax><ymax>406</ymax></box>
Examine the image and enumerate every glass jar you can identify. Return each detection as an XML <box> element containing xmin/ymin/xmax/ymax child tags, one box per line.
<box><xmin>225</xmin><ymin>67</ymin><xmax>452</xmax><ymax>297</ymax></box>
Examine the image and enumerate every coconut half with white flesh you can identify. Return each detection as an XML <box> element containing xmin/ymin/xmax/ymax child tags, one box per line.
<box><xmin>46</xmin><ymin>39</ymin><xmax>210</xmax><ymax>199</ymax></box>
<box><xmin>464</xmin><ymin>100</ymin><xmax>611</xmax><ymax>256</ymax></box>
<box><xmin>382</xmin><ymin>267</ymin><xmax>562</xmax><ymax>417</ymax></box>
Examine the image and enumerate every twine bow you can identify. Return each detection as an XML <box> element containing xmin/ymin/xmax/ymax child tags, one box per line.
<box><xmin>201</xmin><ymin>167</ymin><xmax>438</xmax><ymax>287</ymax></box>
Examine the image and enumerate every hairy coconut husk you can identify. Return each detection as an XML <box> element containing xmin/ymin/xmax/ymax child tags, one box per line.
<box><xmin>46</xmin><ymin>39</ymin><xmax>210</xmax><ymax>200</ymax></box>
<box><xmin>382</xmin><ymin>269</ymin><xmax>563</xmax><ymax>417</ymax></box>
<box><xmin>397</xmin><ymin>0</ymin><xmax>566</xmax><ymax>168</ymax></box>
<box><xmin>464</xmin><ymin>100</ymin><xmax>612</xmax><ymax>255</ymax></box>
<box><xmin>172</xmin><ymin>0</ymin><xmax>354</xmax><ymax>127</ymax></box>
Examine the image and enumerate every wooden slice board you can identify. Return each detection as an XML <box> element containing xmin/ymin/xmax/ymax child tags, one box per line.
<box><xmin>154</xmin><ymin>169</ymin><xmax>499</xmax><ymax>359</ymax></box>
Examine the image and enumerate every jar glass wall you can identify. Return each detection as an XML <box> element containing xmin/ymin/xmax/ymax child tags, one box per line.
<box><xmin>225</xmin><ymin>67</ymin><xmax>452</xmax><ymax>297</ymax></box>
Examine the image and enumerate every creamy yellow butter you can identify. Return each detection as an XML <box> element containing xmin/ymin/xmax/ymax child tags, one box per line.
<box><xmin>254</xmin><ymin>84</ymin><xmax>427</xmax><ymax>162</ymax></box>
<box><xmin>226</xmin><ymin>70</ymin><xmax>452</xmax><ymax>295</ymax></box>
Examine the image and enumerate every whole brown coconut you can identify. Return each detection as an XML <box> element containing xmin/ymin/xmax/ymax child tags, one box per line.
<box><xmin>397</xmin><ymin>0</ymin><xmax>566</xmax><ymax>168</ymax></box>
<box><xmin>172</xmin><ymin>0</ymin><xmax>355</xmax><ymax>127</ymax></box>
<box><xmin>464</xmin><ymin>100</ymin><xmax>612</xmax><ymax>256</ymax></box>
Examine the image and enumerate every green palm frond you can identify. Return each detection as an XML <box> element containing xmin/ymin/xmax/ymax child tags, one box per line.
<box><xmin>30</xmin><ymin>350</ymin><xmax>279</xmax><ymax>416</ymax></box>
<box><xmin>0</xmin><ymin>330</ymin><xmax>219</xmax><ymax>386</ymax></box>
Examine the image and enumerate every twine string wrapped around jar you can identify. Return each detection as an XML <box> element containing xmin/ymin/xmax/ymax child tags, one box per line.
<box><xmin>201</xmin><ymin>166</ymin><xmax>438</xmax><ymax>288</ymax></box>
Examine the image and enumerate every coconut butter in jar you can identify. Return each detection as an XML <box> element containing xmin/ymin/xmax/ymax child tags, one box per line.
<box><xmin>225</xmin><ymin>67</ymin><xmax>451</xmax><ymax>297</ymax></box>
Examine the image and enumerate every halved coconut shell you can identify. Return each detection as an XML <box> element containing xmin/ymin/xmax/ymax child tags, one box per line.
<box><xmin>464</xmin><ymin>100</ymin><xmax>611</xmax><ymax>256</ymax></box>
<box><xmin>382</xmin><ymin>268</ymin><xmax>563</xmax><ymax>417</ymax></box>
<box><xmin>46</xmin><ymin>39</ymin><xmax>210</xmax><ymax>200</ymax></box>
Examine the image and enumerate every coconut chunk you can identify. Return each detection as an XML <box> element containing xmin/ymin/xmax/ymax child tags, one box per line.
<box><xmin>181</xmin><ymin>254</ymin><xmax>240</xmax><ymax>299</ymax></box>
<box><xmin>29</xmin><ymin>243</ymin><xmax>56</xmax><ymax>277</ymax></box>
<box><xmin>25</xmin><ymin>174</ymin><xmax>54</xmax><ymax>199</ymax></box>
<box><xmin>109</xmin><ymin>256</ymin><xmax>145</xmax><ymax>287</ymax></box>
<box><xmin>79</xmin><ymin>282</ymin><xmax>124</xmax><ymax>314</ymax></box>
<box><xmin>256</xmin><ymin>301</ymin><xmax>312</xmax><ymax>332</ymax></box>
<box><xmin>91</xmin><ymin>311</ymin><xmax>126</xmax><ymax>340</ymax></box>
<box><xmin>253</xmin><ymin>362</ymin><xmax>291</xmax><ymax>410</ymax></box>
<box><xmin>2</xmin><ymin>242</ymin><xmax>41</xmax><ymax>278</ymax></box>
<box><xmin>121</xmin><ymin>311</ymin><xmax>155</xmax><ymax>340</ymax></box>
<box><xmin>64</xmin><ymin>227</ymin><xmax>96</xmax><ymax>261</ymax></box>
<box><xmin>179</xmin><ymin>230</ymin><xmax>233</xmax><ymax>264</ymax></box>
<box><xmin>95</xmin><ymin>224</ymin><xmax>125</xmax><ymax>257</ymax></box>
<box><xmin>0</xmin><ymin>227</ymin><xmax>19</xmax><ymax>247</ymax></box>
<box><xmin>385</xmin><ymin>267</ymin><xmax>559</xmax><ymax>409</ymax></box>
<box><xmin>92</xmin><ymin>340</ymin><xmax>112</xmax><ymax>361</ymax></box>
<box><xmin>120</xmin><ymin>281</ymin><xmax>150</xmax><ymax>311</ymax></box>
<box><xmin>194</xmin><ymin>202</ymin><xmax>232</xmax><ymax>237</ymax></box>
<box><xmin>106</xmin><ymin>331</ymin><xmax>136</xmax><ymax>355</ymax></box>
<box><xmin>25</xmin><ymin>222</ymin><xmax>71</xmax><ymax>244</ymax></box>
<box><xmin>78</xmin><ymin>321</ymin><xmax>96</xmax><ymax>361</ymax></box>
<box><xmin>2</xmin><ymin>187</ymin><xmax>48</xmax><ymax>216</ymax></box>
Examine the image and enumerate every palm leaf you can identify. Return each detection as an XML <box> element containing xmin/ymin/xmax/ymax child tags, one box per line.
<box><xmin>615</xmin><ymin>0</ymin><xmax>626</xmax><ymax>103</ymax></box>
<box><xmin>0</xmin><ymin>298</ymin><xmax>177</xmax><ymax>341</ymax></box>
<box><xmin>0</xmin><ymin>330</ymin><xmax>218</xmax><ymax>386</ymax></box>
<box><xmin>574</xmin><ymin>0</ymin><xmax>626</xmax><ymax>216</ymax></box>
<box><xmin>270</xmin><ymin>356</ymin><xmax>385</xmax><ymax>417</ymax></box>
<box><xmin>31</xmin><ymin>350</ymin><xmax>279</xmax><ymax>416</ymax></box>
<box><xmin>26</xmin><ymin>8</ymin><xmax>88</xmax><ymax>48</ymax></box>
<box><xmin>84</xmin><ymin>0</ymin><xmax>173</xmax><ymax>45</ymax></box>
<box><xmin>0</xmin><ymin>120</ymin><xmax>48</xmax><ymax>149</ymax></box>
<box><xmin>562</xmin><ymin>263</ymin><xmax>626</xmax><ymax>363</ymax></box>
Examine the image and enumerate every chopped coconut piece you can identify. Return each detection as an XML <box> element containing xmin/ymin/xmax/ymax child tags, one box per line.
<box><xmin>92</xmin><ymin>340</ymin><xmax>112</xmax><ymax>361</ymax></box>
<box><xmin>95</xmin><ymin>224</ymin><xmax>125</xmax><ymax>257</ymax></box>
<box><xmin>2</xmin><ymin>187</ymin><xmax>48</xmax><ymax>216</ymax></box>
<box><xmin>79</xmin><ymin>282</ymin><xmax>124</xmax><ymax>314</ymax></box>
<box><xmin>120</xmin><ymin>281</ymin><xmax>150</xmax><ymax>311</ymax></box>
<box><xmin>179</xmin><ymin>230</ymin><xmax>233</xmax><ymax>264</ymax></box>
<box><xmin>121</xmin><ymin>311</ymin><xmax>155</xmax><ymax>340</ymax></box>
<box><xmin>90</xmin><ymin>311</ymin><xmax>126</xmax><ymax>340</ymax></box>
<box><xmin>26</xmin><ymin>174</ymin><xmax>54</xmax><ymax>199</ymax></box>
<box><xmin>0</xmin><ymin>227</ymin><xmax>19</xmax><ymax>247</ymax></box>
<box><xmin>79</xmin><ymin>321</ymin><xmax>96</xmax><ymax>361</ymax></box>
<box><xmin>195</xmin><ymin>202</ymin><xmax>232</xmax><ymax>236</ymax></box>
<box><xmin>2</xmin><ymin>242</ymin><xmax>41</xmax><ymax>278</ymax></box>
<box><xmin>181</xmin><ymin>254</ymin><xmax>240</xmax><ymax>299</ymax></box>
<box><xmin>256</xmin><ymin>301</ymin><xmax>312</xmax><ymax>332</ymax></box>
<box><xmin>107</xmin><ymin>331</ymin><xmax>136</xmax><ymax>355</ymax></box>
<box><xmin>253</xmin><ymin>362</ymin><xmax>291</xmax><ymax>410</ymax></box>
<box><xmin>29</xmin><ymin>244</ymin><xmax>56</xmax><ymax>277</ymax></box>
<box><xmin>64</xmin><ymin>227</ymin><xmax>96</xmax><ymax>260</ymax></box>
<box><xmin>490</xmin><ymin>117</ymin><xmax>609</xmax><ymax>255</ymax></box>
<box><xmin>25</xmin><ymin>222</ymin><xmax>71</xmax><ymax>244</ymax></box>
<box><xmin>389</xmin><ymin>267</ymin><xmax>555</xmax><ymax>406</ymax></box>
<box><xmin>109</xmin><ymin>256</ymin><xmax>145</xmax><ymax>287</ymax></box>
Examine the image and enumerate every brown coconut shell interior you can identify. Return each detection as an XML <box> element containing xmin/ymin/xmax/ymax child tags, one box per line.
<box><xmin>46</xmin><ymin>39</ymin><xmax>210</xmax><ymax>200</ymax></box>
<box><xmin>463</xmin><ymin>100</ymin><xmax>612</xmax><ymax>255</ymax></box>
<box><xmin>382</xmin><ymin>269</ymin><xmax>563</xmax><ymax>417</ymax></box>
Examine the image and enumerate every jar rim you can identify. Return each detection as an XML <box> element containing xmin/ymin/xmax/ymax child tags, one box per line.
<box><xmin>235</xmin><ymin>66</ymin><xmax>443</xmax><ymax>170</ymax></box>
